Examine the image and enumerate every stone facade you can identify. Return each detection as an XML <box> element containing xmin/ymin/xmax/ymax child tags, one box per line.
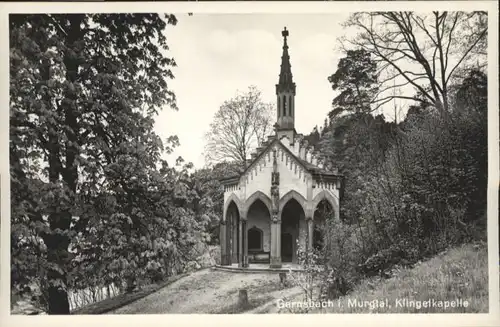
<box><xmin>219</xmin><ymin>27</ymin><xmax>343</xmax><ymax>268</ymax></box>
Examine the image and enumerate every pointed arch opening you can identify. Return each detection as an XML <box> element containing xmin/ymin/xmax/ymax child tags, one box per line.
<box><xmin>312</xmin><ymin>190</ymin><xmax>338</xmax><ymax>217</ymax></box>
<box><xmin>280</xmin><ymin>198</ymin><xmax>306</xmax><ymax>263</ymax></box>
<box><xmin>245</xmin><ymin>191</ymin><xmax>272</xmax><ymax>216</ymax></box>
<box><xmin>246</xmin><ymin>198</ymin><xmax>271</xmax><ymax>263</ymax></box>
<box><xmin>225</xmin><ymin>200</ymin><xmax>240</xmax><ymax>264</ymax></box>
<box><xmin>313</xmin><ymin>199</ymin><xmax>334</xmax><ymax>251</ymax></box>
<box><xmin>279</xmin><ymin>190</ymin><xmax>307</xmax><ymax>213</ymax></box>
<box><xmin>224</xmin><ymin>193</ymin><xmax>243</xmax><ymax>219</ymax></box>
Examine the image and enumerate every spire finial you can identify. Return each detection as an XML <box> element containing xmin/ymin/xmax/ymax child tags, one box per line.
<box><xmin>282</xmin><ymin>27</ymin><xmax>288</xmax><ymax>39</ymax></box>
<box><xmin>282</xmin><ymin>27</ymin><xmax>288</xmax><ymax>47</ymax></box>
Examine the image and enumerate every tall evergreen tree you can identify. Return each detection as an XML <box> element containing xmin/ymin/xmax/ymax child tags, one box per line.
<box><xmin>328</xmin><ymin>49</ymin><xmax>379</xmax><ymax>118</ymax></box>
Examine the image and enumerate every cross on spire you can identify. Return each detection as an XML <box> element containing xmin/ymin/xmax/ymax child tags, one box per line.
<box><xmin>282</xmin><ymin>27</ymin><xmax>289</xmax><ymax>40</ymax></box>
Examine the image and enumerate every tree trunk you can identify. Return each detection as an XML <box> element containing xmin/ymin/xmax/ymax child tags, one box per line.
<box><xmin>126</xmin><ymin>276</ymin><xmax>137</xmax><ymax>293</ymax></box>
<box><xmin>237</xmin><ymin>289</ymin><xmax>249</xmax><ymax>308</ymax></box>
<box><xmin>279</xmin><ymin>272</ymin><xmax>287</xmax><ymax>285</ymax></box>
<box><xmin>44</xmin><ymin>153</ymin><xmax>72</xmax><ymax>315</ymax></box>
<box><xmin>47</xmin><ymin>282</ymin><xmax>70</xmax><ymax>314</ymax></box>
<box><xmin>44</xmin><ymin>14</ymin><xmax>86</xmax><ymax>315</ymax></box>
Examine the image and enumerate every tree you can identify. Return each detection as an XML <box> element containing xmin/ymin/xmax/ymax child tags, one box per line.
<box><xmin>341</xmin><ymin>11</ymin><xmax>488</xmax><ymax>116</ymax></box>
<box><xmin>328</xmin><ymin>49</ymin><xmax>379</xmax><ymax>117</ymax></box>
<box><xmin>321</xmin><ymin>47</ymin><xmax>395</xmax><ymax>181</ymax></box>
<box><xmin>204</xmin><ymin>86</ymin><xmax>273</xmax><ymax>168</ymax></box>
<box><xmin>10</xmin><ymin>13</ymin><xmax>178</xmax><ymax>314</ymax></box>
<box><xmin>304</xmin><ymin>126</ymin><xmax>321</xmax><ymax>150</ymax></box>
<box><xmin>307</xmin><ymin>13</ymin><xmax>488</xmax><ymax>292</ymax></box>
<box><xmin>191</xmin><ymin>161</ymin><xmax>242</xmax><ymax>244</ymax></box>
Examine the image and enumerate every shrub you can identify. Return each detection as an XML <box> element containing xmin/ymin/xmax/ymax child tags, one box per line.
<box><xmin>321</xmin><ymin>220</ymin><xmax>364</xmax><ymax>298</ymax></box>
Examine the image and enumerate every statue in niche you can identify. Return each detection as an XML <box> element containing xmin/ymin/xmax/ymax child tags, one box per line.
<box><xmin>271</xmin><ymin>174</ymin><xmax>279</xmax><ymax>216</ymax></box>
<box><xmin>271</xmin><ymin>171</ymin><xmax>280</xmax><ymax>187</ymax></box>
<box><xmin>271</xmin><ymin>148</ymin><xmax>280</xmax><ymax>217</ymax></box>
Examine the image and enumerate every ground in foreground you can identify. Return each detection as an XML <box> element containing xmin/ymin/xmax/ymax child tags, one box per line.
<box><xmin>102</xmin><ymin>242</ymin><xmax>489</xmax><ymax>314</ymax></box>
<box><xmin>111</xmin><ymin>269</ymin><xmax>300</xmax><ymax>314</ymax></box>
<box><xmin>276</xmin><ymin>243</ymin><xmax>488</xmax><ymax>314</ymax></box>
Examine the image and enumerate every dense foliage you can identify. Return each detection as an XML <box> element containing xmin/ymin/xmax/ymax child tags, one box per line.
<box><xmin>10</xmin><ymin>13</ymin><xmax>213</xmax><ymax>314</ymax></box>
<box><xmin>190</xmin><ymin>161</ymin><xmax>242</xmax><ymax>244</ymax></box>
<box><xmin>10</xmin><ymin>11</ymin><xmax>488</xmax><ymax>314</ymax></box>
<box><xmin>303</xmin><ymin>21</ymin><xmax>488</xmax><ymax>296</ymax></box>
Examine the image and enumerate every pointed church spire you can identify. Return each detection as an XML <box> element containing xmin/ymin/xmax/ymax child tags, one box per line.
<box><xmin>275</xmin><ymin>27</ymin><xmax>296</xmax><ymax>141</ymax></box>
<box><xmin>278</xmin><ymin>27</ymin><xmax>294</xmax><ymax>87</ymax></box>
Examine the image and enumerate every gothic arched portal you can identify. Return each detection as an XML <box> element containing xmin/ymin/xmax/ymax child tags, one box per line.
<box><xmin>247</xmin><ymin>199</ymin><xmax>271</xmax><ymax>262</ymax></box>
<box><xmin>313</xmin><ymin>199</ymin><xmax>334</xmax><ymax>251</ymax></box>
<box><xmin>280</xmin><ymin>198</ymin><xmax>306</xmax><ymax>263</ymax></box>
<box><xmin>225</xmin><ymin>200</ymin><xmax>240</xmax><ymax>265</ymax></box>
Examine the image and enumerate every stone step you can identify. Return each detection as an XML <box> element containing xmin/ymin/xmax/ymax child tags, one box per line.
<box><xmin>212</xmin><ymin>265</ymin><xmax>304</xmax><ymax>274</ymax></box>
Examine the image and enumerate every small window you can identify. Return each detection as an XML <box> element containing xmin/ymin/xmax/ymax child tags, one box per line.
<box><xmin>248</xmin><ymin>227</ymin><xmax>263</xmax><ymax>251</ymax></box>
<box><xmin>278</xmin><ymin>96</ymin><xmax>281</xmax><ymax>117</ymax></box>
<box><xmin>283</xmin><ymin>95</ymin><xmax>287</xmax><ymax>116</ymax></box>
<box><xmin>289</xmin><ymin>95</ymin><xmax>292</xmax><ymax>116</ymax></box>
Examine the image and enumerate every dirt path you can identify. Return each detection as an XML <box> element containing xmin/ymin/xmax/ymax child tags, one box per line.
<box><xmin>111</xmin><ymin>268</ymin><xmax>301</xmax><ymax>314</ymax></box>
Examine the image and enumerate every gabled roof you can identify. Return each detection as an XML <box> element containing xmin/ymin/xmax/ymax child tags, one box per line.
<box><xmin>220</xmin><ymin>136</ymin><xmax>342</xmax><ymax>186</ymax></box>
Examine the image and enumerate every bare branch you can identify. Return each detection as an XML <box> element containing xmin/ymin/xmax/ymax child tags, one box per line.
<box><xmin>446</xmin><ymin>27</ymin><xmax>487</xmax><ymax>85</ymax></box>
<box><xmin>204</xmin><ymin>86</ymin><xmax>273</xmax><ymax>167</ymax></box>
<box><xmin>342</xmin><ymin>11</ymin><xmax>487</xmax><ymax>117</ymax></box>
<box><xmin>444</xmin><ymin>13</ymin><xmax>460</xmax><ymax>72</ymax></box>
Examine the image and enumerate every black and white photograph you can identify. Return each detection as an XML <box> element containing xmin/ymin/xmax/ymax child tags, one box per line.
<box><xmin>1</xmin><ymin>1</ymin><xmax>498</xmax><ymax>325</ymax></box>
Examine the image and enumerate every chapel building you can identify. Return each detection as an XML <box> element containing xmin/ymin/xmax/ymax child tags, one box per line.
<box><xmin>220</xmin><ymin>27</ymin><xmax>343</xmax><ymax>268</ymax></box>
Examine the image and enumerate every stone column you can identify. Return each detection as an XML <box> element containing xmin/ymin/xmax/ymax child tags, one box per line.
<box><xmin>226</xmin><ymin>219</ymin><xmax>232</xmax><ymax>265</ymax></box>
<box><xmin>306</xmin><ymin>217</ymin><xmax>313</xmax><ymax>252</ymax></box>
<box><xmin>220</xmin><ymin>220</ymin><xmax>227</xmax><ymax>265</ymax></box>
<box><xmin>232</xmin><ymin>217</ymin><xmax>238</xmax><ymax>264</ymax></box>
<box><xmin>238</xmin><ymin>218</ymin><xmax>244</xmax><ymax>268</ymax></box>
<box><xmin>242</xmin><ymin>219</ymin><xmax>249</xmax><ymax>268</ymax></box>
<box><xmin>270</xmin><ymin>215</ymin><xmax>282</xmax><ymax>268</ymax></box>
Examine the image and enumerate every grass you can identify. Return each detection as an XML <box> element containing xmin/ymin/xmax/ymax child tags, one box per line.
<box><xmin>215</xmin><ymin>296</ymin><xmax>274</xmax><ymax>314</ymax></box>
<box><xmin>70</xmin><ymin>242</ymin><xmax>488</xmax><ymax>314</ymax></box>
<box><xmin>283</xmin><ymin>242</ymin><xmax>489</xmax><ymax>313</ymax></box>
<box><xmin>212</xmin><ymin>277</ymin><xmax>294</xmax><ymax>314</ymax></box>
<box><xmin>111</xmin><ymin>269</ymin><xmax>297</xmax><ymax>314</ymax></box>
<box><xmin>71</xmin><ymin>273</ymin><xmax>188</xmax><ymax>314</ymax></box>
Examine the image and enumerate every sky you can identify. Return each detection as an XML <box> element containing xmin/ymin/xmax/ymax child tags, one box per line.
<box><xmin>155</xmin><ymin>13</ymin><xmax>377</xmax><ymax>169</ymax></box>
<box><xmin>156</xmin><ymin>13</ymin><xmax>350</xmax><ymax>169</ymax></box>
